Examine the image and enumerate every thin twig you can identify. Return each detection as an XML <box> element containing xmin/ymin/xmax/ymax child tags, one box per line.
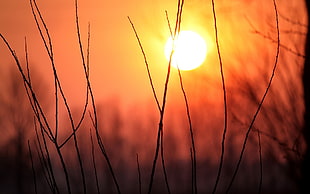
<box><xmin>177</xmin><ymin>67</ymin><xmax>197</xmax><ymax>194</ymax></box>
<box><xmin>127</xmin><ymin>17</ymin><xmax>161</xmax><ymax>111</ymax></box>
<box><xmin>136</xmin><ymin>154</ymin><xmax>142</xmax><ymax>194</ymax></box>
<box><xmin>252</xmin><ymin>30</ymin><xmax>304</xmax><ymax>58</ymax></box>
<box><xmin>72</xmin><ymin>1</ymin><xmax>88</xmax><ymax>192</ymax></box>
<box><xmin>281</xmin><ymin>30</ymin><xmax>306</xmax><ymax>36</ymax></box>
<box><xmin>279</xmin><ymin>13</ymin><xmax>307</xmax><ymax>28</ymax></box>
<box><xmin>30</xmin><ymin>0</ymin><xmax>60</xmax><ymax>140</ymax></box>
<box><xmin>34</xmin><ymin>120</ymin><xmax>59</xmax><ymax>194</ymax></box>
<box><xmin>28</xmin><ymin>140</ymin><xmax>38</xmax><ymax>194</ymax></box>
<box><xmin>38</xmin><ymin>123</ymin><xmax>60</xmax><ymax>193</ymax></box>
<box><xmin>160</xmin><ymin>130</ymin><xmax>171</xmax><ymax>194</ymax></box>
<box><xmin>226</xmin><ymin>0</ymin><xmax>280</xmax><ymax>192</ymax></box>
<box><xmin>86</xmin><ymin>58</ymin><xmax>121</xmax><ymax>194</ymax></box>
<box><xmin>165</xmin><ymin>11</ymin><xmax>173</xmax><ymax>37</ymax></box>
<box><xmin>35</xmin><ymin>142</ymin><xmax>55</xmax><ymax>193</ymax></box>
<box><xmin>146</xmin><ymin>1</ymin><xmax>185</xmax><ymax>193</ymax></box>
<box><xmin>30</xmin><ymin>1</ymin><xmax>74</xmax><ymax>192</ymax></box>
<box><xmin>257</xmin><ymin>130</ymin><xmax>263</xmax><ymax>194</ymax></box>
<box><xmin>190</xmin><ymin>148</ymin><xmax>194</xmax><ymax>194</ymax></box>
<box><xmin>90</xmin><ymin>128</ymin><xmax>100</xmax><ymax>194</ymax></box>
<box><xmin>1</xmin><ymin>33</ymin><xmax>54</xmax><ymax>141</ymax></box>
<box><xmin>166</xmin><ymin>9</ymin><xmax>197</xmax><ymax>193</ymax></box>
<box><xmin>245</xmin><ymin>16</ymin><xmax>304</xmax><ymax>58</ymax></box>
<box><xmin>253</xmin><ymin>128</ymin><xmax>301</xmax><ymax>156</ymax></box>
<box><xmin>58</xmin><ymin>17</ymin><xmax>90</xmax><ymax>150</ymax></box>
<box><xmin>211</xmin><ymin>0</ymin><xmax>228</xmax><ymax>193</ymax></box>
<box><xmin>55</xmin><ymin>144</ymin><xmax>72</xmax><ymax>194</ymax></box>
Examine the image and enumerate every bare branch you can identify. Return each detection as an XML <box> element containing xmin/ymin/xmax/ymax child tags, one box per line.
<box><xmin>211</xmin><ymin>0</ymin><xmax>228</xmax><ymax>193</ymax></box>
<box><xmin>127</xmin><ymin>17</ymin><xmax>161</xmax><ymax>111</ymax></box>
<box><xmin>226</xmin><ymin>0</ymin><xmax>280</xmax><ymax>192</ymax></box>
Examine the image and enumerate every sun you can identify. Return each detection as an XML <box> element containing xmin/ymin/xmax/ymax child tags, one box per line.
<box><xmin>164</xmin><ymin>31</ymin><xmax>208</xmax><ymax>71</ymax></box>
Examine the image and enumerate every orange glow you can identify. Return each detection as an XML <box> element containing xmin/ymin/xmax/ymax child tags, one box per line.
<box><xmin>164</xmin><ymin>31</ymin><xmax>208</xmax><ymax>71</ymax></box>
<box><xmin>0</xmin><ymin>0</ymin><xmax>308</xmax><ymax>192</ymax></box>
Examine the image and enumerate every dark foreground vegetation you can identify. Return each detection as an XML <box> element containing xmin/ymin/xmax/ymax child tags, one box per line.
<box><xmin>0</xmin><ymin>0</ymin><xmax>308</xmax><ymax>193</ymax></box>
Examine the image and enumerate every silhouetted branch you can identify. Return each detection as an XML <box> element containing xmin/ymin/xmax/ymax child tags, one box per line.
<box><xmin>190</xmin><ymin>148</ymin><xmax>194</xmax><ymax>194</ymax></box>
<box><xmin>2</xmin><ymin>0</ymin><xmax>122</xmax><ymax>193</ymax></box>
<box><xmin>30</xmin><ymin>0</ymin><xmax>60</xmax><ymax>140</ymax></box>
<box><xmin>226</xmin><ymin>0</ymin><xmax>280</xmax><ymax>192</ymax></box>
<box><xmin>165</xmin><ymin>11</ymin><xmax>173</xmax><ymax>37</ymax></box>
<box><xmin>136</xmin><ymin>154</ymin><xmax>142</xmax><ymax>194</ymax></box>
<box><xmin>71</xmin><ymin>1</ymin><xmax>88</xmax><ymax>192</ymax></box>
<box><xmin>127</xmin><ymin>17</ymin><xmax>161</xmax><ymax>111</ymax></box>
<box><xmin>89</xmin><ymin>110</ymin><xmax>121</xmax><ymax>194</ymax></box>
<box><xmin>165</xmin><ymin>10</ymin><xmax>197</xmax><ymax>193</ymax></box>
<box><xmin>281</xmin><ymin>30</ymin><xmax>306</xmax><ymax>36</ymax></box>
<box><xmin>129</xmin><ymin>1</ymin><xmax>185</xmax><ymax>193</ymax></box>
<box><xmin>254</xmin><ymin>128</ymin><xmax>302</xmax><ymax>156</ymax></box>
<box><xmin>245</xmin><ymin>16</ymin><xmax>305</xmax><ymax>58</ymax></box>
<box><xmin>34</xmin><ymin>120</ymin><xmax>59</xmax><ymax>194</ymax></box>
<box><xmin>252</xmin><ymin>30</ymin><xmax>304</xmax><ymax>58</ymax></box>
<box><xmin>211</xmin><ymin>0</ymin><xmax>228</xmax><ymax>193</ymax></box>
<box><xmin>279</xmin><ymin>13</ymin><xmax>307</xmax><ymax>28</ymax></box>
<box><xmin>28</xmin><ymin>140</ymin><xmax>38</xmax><ymax>194</ymax></box>
<box><xmin>160</xmin><ymin>130</ymin><xmax>171</xmax><ymax>194</ymax></box>
<box><xmin>90</xmin><ymin>128</ymin><xmax>100</xmax><ymax>194</ymax></box>
<box><xmin>35</xmin><ymin>144</ymin><xmax>55</xmax><ymax>193</ymax></box>
<box><xmin>1</xmin><ymin>33</ymin><xmax>54</xmax><ymax>142</ymax></box>
<box><xmin>257</xmin><ymin>129</ymin><xmax>263</xmax><ymax>194</ymax></box>
<box><xmin>24</xmin><ymin>38</ymin><xmax>31</xmax><ymax>83</ymax></box>
<box><xmin>177</xmin><ymin>67</ymin><xmax>197</xmax><ymax>194</ymax></box>
<box><xmin>30</xmin><ymin>1</ymin><xmax>78</xmax><ymax>193</ymax></box>
<box><xmin>147</xmin><ymin>1</ymin><xmax>185</xmax><ymax>193</ymax></box>
<box><xmin>57</xmin><ymin>18</ymin><xmax>91</xmax><ymax>150</ymax></box>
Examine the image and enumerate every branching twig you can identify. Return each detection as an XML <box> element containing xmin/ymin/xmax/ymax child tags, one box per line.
<box><xmin>147</xmin><ymin>1</ymin><xmax>185</xmax><ymax>193</ymax></box>
<box><xmin>279</xmin><ymin>13</ymin><xmax>307</xmax><ymax>28</ymax></box>
<box><xmin>34</xmin><ymin>120</ymin><xmax>59</xmax><ymax>194</ymax></box>
<box><xmin>245</xmin><ymin>16</ymin><xmax>305</xmax><ymax>58</ymax></box>
<box><xmin>226</xmin><ymin>0</ymin><xmax>280</xmax><ymax>192</ymax></box>
<box><xmin>165</xmin><ymin>8</ymin><xmax>197</xmax><ymax>193</ymax></box>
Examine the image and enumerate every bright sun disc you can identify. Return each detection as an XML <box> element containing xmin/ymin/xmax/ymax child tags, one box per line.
<box><xmin>164</xmin><ymin>31</ymin><xmax>207</xmax><ymax>71</ymax></box>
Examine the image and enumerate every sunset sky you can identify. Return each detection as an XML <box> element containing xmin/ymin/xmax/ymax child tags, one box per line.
<box><xmin>1</xmin><ymin>0</ymin><xmax>306</xmax><ymax>110</ymax></box>
<box><xmin>0</xmin><ymin>0</ymin><xmax>309</xmax><ymax>193</ymax></box>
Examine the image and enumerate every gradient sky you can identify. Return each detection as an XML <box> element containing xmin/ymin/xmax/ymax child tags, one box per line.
<box><xmin>0</xmin><ymin>1</ymin><xmax>308</xmax><ymax>192</ymax></box>
<box><xmin>0</xmin><ymin>0</ymin><xmax>307</xmax><ymax>110</ymax></box>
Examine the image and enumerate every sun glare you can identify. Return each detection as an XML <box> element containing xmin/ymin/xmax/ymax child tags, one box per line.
<box><xmin>164</xmin><ymin>31</ymin><xmax>208</xmax><ymax>71</ymax></box>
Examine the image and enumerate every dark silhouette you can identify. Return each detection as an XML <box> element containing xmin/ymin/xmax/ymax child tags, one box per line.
<box><xmin>0</xmin><ymin>67</ymin><xmax>42</xmax><ymax>194</ymax></box>
<box><xmin>0</xmin><ymin>0</ymin><xmax>308</xmax><ymax>193</ymax></box>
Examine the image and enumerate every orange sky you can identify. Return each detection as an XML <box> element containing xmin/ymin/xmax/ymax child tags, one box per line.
<box><xmin>0</xmin><ymin>0</ymin><xmax>307</xmax><ymax>110</ymax></box>
<box><xmin>0</xmin><ymin>1</ymin><xmax>309</xmax><ymax>192</ymax></box>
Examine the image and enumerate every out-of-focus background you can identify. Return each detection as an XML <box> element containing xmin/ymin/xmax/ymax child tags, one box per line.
<box><xmin>0</xmin><ymin>0</ymin><xmax>307</xmax><ymax>193</ymax></box>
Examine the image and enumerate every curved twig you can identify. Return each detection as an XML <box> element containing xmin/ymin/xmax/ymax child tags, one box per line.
<box><xmin>127</xmin><ymin>17</ymin><xmax>161</xmax><ymax>111</ymax></box>
<box><xmin>226</xmin><ymin>0</ymin><xmax>280</xmax><ymax>192</ymax></box>
<box><xmin>211</xmin><ymin>0</ymin><xmax>228</xmax><ymax>193</ymax></box>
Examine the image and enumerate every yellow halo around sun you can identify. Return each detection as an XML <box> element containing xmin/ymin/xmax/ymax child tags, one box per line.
<box><xmin>164</xmin><ymin>31</ymin><xmax>208</xmax><ymax>71</ymax></box>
